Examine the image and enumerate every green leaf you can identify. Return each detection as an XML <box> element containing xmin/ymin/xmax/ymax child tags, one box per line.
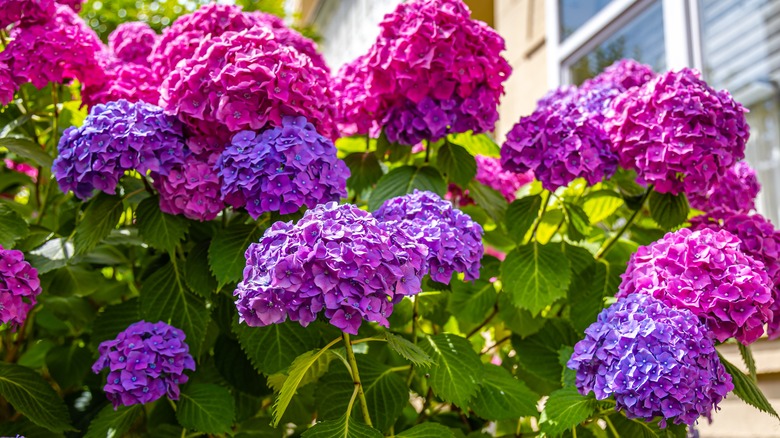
<box><xmin>18</xmin><ymin>340</ymin><xmax>56</xmax><ymax>369</ymax></box>
<box><xmin>471</xmin><ymin>364</ymin><xmax>539</xmax><ymax>420</ymax></box>
<box><xmin>719</xmin><ymin>352</ymin><xmax>779</xmax><ymax>419</ymax></box>
<box><xmin>209</xmin><ymin>221</ymin><xmax>266</xmax><ymax>287</ymax></box>
<box><xmin>563</xmin><ymin>202</ymin><xmax>591</xmax><ymax>242</ymax></box>
<box><xmin>344</xmin><ymin>152</ymin><xmax>383</xmax><ymax>193</ymax></box>
<box><xmin>512</xmin><ymin>319</ymin><xmax>579</xmax><ymax>390</ymax></box>
<box><xmin>301</xmin><ymin>414</ymin><xmax>383</xmax><ymax>438</ymax></box>
<box><xmin>505</xmin><ymin>195</ymin><xmax>543</xmax><ymax>243</ymax></box>
<box><xmin>567</xmin><ymin>262</ymin><xmax>609</xmax><ymax>333</ymax></box>
<box><xmin>0</xmin><ymin>137</ymin><xmax>53</xmax><ymax>168</ymax></box>
<box><xmin>233</xmin><ymin>320</ymin><xmax>319</xmax><ymax>375</ymax></box>
<box><xmin>497</xmin><ymin>293</ymin><xmax>546</xmax><ymax>338</ymax></box>
<box><xmin>540</xmin><ymin>388</ymin><xmax>597</xmax><ymax>437</ymax></box>
<box><xmin>177</xmin><ymin>383</ymin><xmax>236</xmax><ymax>434</ymax></box>
<box><xmin>0</xmin><ymin>362</ymin><xmax>73</xmax><ymax>432</ymax></box>
<box><xmin>375</xmin><ymin>131</ymin><xmax>412</xmax><ymax>162</ymax></box>
<box><xmin>396</xmin><ymin>423</ymin><xmax>456</xmax><ymax>438</ymax></box>
<box><xmin>140</xmin><ymin>263</ymin><xmax>210</xmax><ymax>357</ymax></box>
<box><xmin>447</xmin><ymin>279</ymin><xmax>496</xmax><ymax>325</ymax></box>
<box><xmin>268</xmin><ymin>350</ymin><xmax>335</xmax><ymax>393</ymax></box>
<box><xmin>0</xmin><ymin>204</ymin><xmax>28</xmax><ymax>248</ymax></box>
<box><xmin>368</xmin><ymin>165</ymin><xmax>447</xmax><ymax>211</ymax></box>
<box><xmin>466</xmin><ymin>180</ymin><xmax>508</xmax><ymax>224</ymax></box>
<box><xmin>136</xmin><ymin>196</ymin><xmax>190</xmax><ymax>254</ymax></box>
<box><xmin>420</xmin><ymin>334</ymin><xmax>482</xmax><ymax>408</ymax></box>
<box><xmin>437</xmin><ymin>142</ymin><xmax>477</xmax><ymax>186</ymax></box>
<box><xmin>501</xmin><ymin>242</ymin><xmax>571</xmax><ymax>316</ymax></box>
<box><xmin>606</xmin><ymin>413</ymin><xmax>687</xmax><ymax>438</ymax></box>
<box><xmin>384</xmin><ymin>332</ymin><xmax>433</xmax><ymax>366</ymax></box>
<box><xmin>84</xmin><ymin>404</ymin><xmax>143</xmax><ymax>438</ymax></box>
<box><xmin>185</xmin><ymin>241</ymin><xmax>218</xmax><ymax>297</ymax></box>
<box><xmin>43</xmin><ymin>265</ymin><xmax>104</xmax><ymax>297</ymax></box>
<box><xmin>316</xmin><ymin>356</ymin><xmax>408</xmax><ymax>432</ymax></box>
<box><xmin>273</xmin><ymin>342</ymin><xmax>340</xmax><ymax>426</ymax></box>
<box><xmin>582</xmin><ymin>190</ymin><xmax>624</xmax><ymax>224</ymax></box>
<box><xmin>739</xmin><ymin>343</ymin><xmax>758</xmax><ymax>382</ymax></box>
<box><xmin>73</xmin><ymin>193</ymin><xmax>123</xmax><ymax>255</ymax></box>
<box><xmin>447</xmin><ymin>132</ymin><xmax>501</xmax><ymax>157</ymax></box>
<box><xmin>214</xmin><ymin>336</ymin><xmax>269</xmax><ymax>397</ymax></box>
<box><xmin>558</xmin><ymin>346</ymin><xmax>576</xmax><ymax>388</ymax></box>
<box><xmin>45</xmin><ymin>344</ymin><xmax>92</xmax><ymax>389</ymax></box>
<box><xmin>648</xmin><ymin>191</ymin><xmax>689</xmax><ymax>230</ymax></box>
<box><xmin>91</xmin><ymin>298</ymin><xmax>140</xmax><ymax>346</ymax></box>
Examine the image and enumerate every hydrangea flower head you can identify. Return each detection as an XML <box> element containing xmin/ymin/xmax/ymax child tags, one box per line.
<box><xmin>249</xmin><ymin>11</ymin><xmax>329</xmax><ymax>74</ymax></box>
<box><xmin>161</xmin><ymin>25</ymin><xmax>336</xmax><ymax>139</ymax></box>
<box><xmin>0</xmin><ymin>246</ymin><xmax>41</xmax><ymax>329</ymax></box>
<box><xmin>92</xmin><ymin>321</ymin><xmax>195</xmax><ymax>408</ymax></box>
<box><xmin>154</xmin><ymin>155</ymin><xmax>224</xmax><ymax>222</ymax></box>
<box><xmin>53</xmin><ymin>100</ymin><xmax>186</xmax><ymax>200</ymax></box>
<box><xmin>0</xmin><ymin>0</ymin><xmax>55</xmax><ymax>28</ymax></box>
<box><xmin>56</xmin><ymin>0</ymin><xmax>84</xmax><ymax>11</ymax></box>
<box><xmin>616</xmin><ymin>228</ymin><xmax>774</xmax><ymax>344</ymax></box>
<box><xmin>689</xmin><ymin>161</ymin><xmax>760</xmax><ymax>214</ymax></box>
<box><xmin>581</xmin><ymin>59</ymin><xmax>655</xmax><ymax>92</ymax></box>
<box><xmin>0</xmin><ymin>61</ymin><xmax>17</xmax><ymax>105</ymax></box>
<box><xmin>82</xmin><ymin>57</ymin><xmax>160</xmax><ymax>107</ymax></box>
<box><xmin>0</xmin><ymin>5</ymin><xmax>104</xmax><ymax>89</ymax></box>
<box><xmin>606</xmin><ymin>68</ymin><xmax>749</xmax><ymax>195</ymax></box>
<box><xmin>217</xmin><ymin>116</ymin><xmax>348</xmax><ymax>218</ymax></box>
<box><xmin>332</xmin><ymin>0</ymin><xmax>510</xmax><ymax>144</ymax></box>
<box><xmin>374</xmin><ymin>190</ymin><xmax>483</xmax><ymax>283</ymax></box>
<box><xmin>235</xmin><ymin>202</ymin><xmax>427</xmax><ymax>334</ymax></box>
<box><xmin>501</xmin><ymin>103</ymin><xmax>618</xmax><ymax>191</ymax></box>
<box><xmin>568</xmin><ymin>294</ymin><xmax>732</xmax><ymax>426</ymax></box>
<box><xmin>108</xmin><ymin>22</ymin><xmax>158</xmax><ymax>66</ymax></box>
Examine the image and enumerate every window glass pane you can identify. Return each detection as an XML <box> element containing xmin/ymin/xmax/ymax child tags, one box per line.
<box><xmin>567</xmin><ymin>1</ymin><xmax>665</xmax><ymax>85</ymax></box>
<box><xmin>700</xmin><ymin>0</ymin><xmax>780</xmax><ymax>224</ymax></box>
<box><xmin>559</xmin><ymin>0</ymin><xmax>615</xmax><ymax>40</ymax></box>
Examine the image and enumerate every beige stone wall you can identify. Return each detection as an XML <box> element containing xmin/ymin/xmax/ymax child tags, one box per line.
<box><xmin>493</xmin><ymin>0</ymin><xmax>547</xmax><ymax>141</ymax></box>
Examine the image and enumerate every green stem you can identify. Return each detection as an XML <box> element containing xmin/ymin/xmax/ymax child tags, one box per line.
<box><xmin>466</xmin><ymin>305</ymin><xmax>498</xmax><ymax>338</ymax></box>
<box><xmin>528</xmin><ymin>190</ymin><xmax>551</xmax><ymax>241</ymax></box>
<box><xmin>411</xmin><ymin>296</ymin><xmax>419</xmax><ymax>345</ymax></box>
<box><xmin>595</xmin><ymin>187</ymin><xmax>652</xmax><ymax>260</ymax></box>
<box><xmin>424</xmin><ymin>139</ymin><xmax>431</xmax><ymax>163</ymax></box>
<box><xmin>342</xmin><ymin>332</ymin><xmax>373</xmax><ymax>427</ymax></box>
<box><xmin>604</xmin><ymin>415</ymin><xmax>619</xmax><ymax>438</ymax></box>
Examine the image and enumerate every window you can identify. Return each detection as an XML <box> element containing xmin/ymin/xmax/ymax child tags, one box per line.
<box><xmin>559</xmin><ymin>0</ymin><xmax>615</xmax><ymax>40</ymax></box>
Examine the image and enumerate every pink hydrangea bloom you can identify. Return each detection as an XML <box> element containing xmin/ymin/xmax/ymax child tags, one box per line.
<box><xmin>0</xmin><ymin>61</ymin><xmax>17</xmax><ymax>105</ymax></box>
<box><xmin>160</xmin><ymin>25</ymin><xmax>336</xmax><ymax>139</ymax></box>
<box><xmin>475</xmin><ymin>155</ymin><xmax>532</xmax><ymax>202</ymax></box>
<box><xmin>0</xmin><ymin>0</ymin><xmax>55</xmax><ymax>28</ymax></box>
<box><xmin>333</xmin><ymin>0</ymin><xmax>511</xmax><ymax>144</ymax></box>
<box><xmin>82</xmin><ymin>55</ymin><xmax>160</xmax><ymax>107</ymax></box>
<box><xmin>154</xmin><ymin>155</ymin><xmax>224</xmax><ymax>222</ymax></box>
<box><xmin>108</xmin><ymin>22</ymin><xmax>158</xmax><ymax>66</ymax></box>
<box><xmin>617</xmin><ymin>228</ymin><xmax>774</xmax><ymax>344</ymax></box>
<box><xmin>606</xmin><ymin>68</ymin><xmax>749</xmax><ymax>196</ymax></box>
<box><xmin>689</xmin><ymin>161</ymin><xmax>760</xmax><ymax>214</ymax></box>
<box><xmin>0</xmin><ymin>5</ymin><xmax>104</xmax><ymax>89</ymax></box>
<box><xmin>56</xmin><ymin>0</ymin><xmax>84</xmax><ymax>11</ymax></box>
<box><xmin>249</xmin><ymin>11</ymin><xmax>329</xmax><ymax>74</ymax></box>
<box><xmin>4</xmin><ymin>159</ymin><xmax>38</xmax><ymax>180</ymax></box>
<box><xmin>0</xmin><ymin>245</ymin><xmax>41</xmax><ymax>329</ymax></box>
<box><xmin>581</xmin><ymin>59</ymin><xmax>655</xmax><ymax>92</ymax></box>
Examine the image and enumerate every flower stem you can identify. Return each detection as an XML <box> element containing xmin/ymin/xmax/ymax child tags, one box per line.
<box><xmin>529</xmin><ymin>190</ymin><xmax>551</xmax><ymax>242</ymax></box>
<box><xmin>466</xmin><ymin>305</ymin><xmax>498</xmax><ymax>338</ymax></box>
<box><xmin>604</xmin><ymin>414</ymin><xmax>619</xmax><ymax>438</ymax></box>
<box><xmin>342</xmin><ymin>331</ymin><xmax>373</xmax><ymax>427</ymax></box>
<box><xmin>424</xmin><ymin>139</ymin><xmax>431</xmax><ymax>163</ymax></box>
<box><xmin>595</xmin><ymin>187</ymin><xmax>652</xmax><ymax>260</ymax></box>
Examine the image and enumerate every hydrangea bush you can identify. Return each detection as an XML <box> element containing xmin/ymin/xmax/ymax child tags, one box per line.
<box><xmin>0</xmin><ymin>1</ymin><xmax>776</xmax><ymax>437</ymax></box>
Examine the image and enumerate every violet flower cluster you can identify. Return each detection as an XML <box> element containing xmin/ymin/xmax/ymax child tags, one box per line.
<box><xmin>568</xmin><ymin>294</ymin><xmax>733</xmax><ymax>427</ymax></box>
<box><xmin>374</xmin><ymin>190</ymin><xmax>483</xmax><ymax>283</ymax></box>
<box><xmin>616</xmin><ymin>228</ymin><xmax>774</xmax><ymax>344</ymax></box>
<box><xmin>0</xmin><ymin>245</ymin><xmax>41</xmax><ymax>329</ymax></box>
<box><xmin>217</xmin><ymin>116</ymin><xmax>349</xmax><ymax>218</ymax></box>
<box><xmin>108</xmin><ymin>22</ymin><xmax>158</xmax><ymax>66</ymax></box>
<box><xmin>160</xmin><ymin>25</ymin><xmax>336</xmax><ymax>139</ymax></box>
<box><xmin>333</xmin><ymin>0</ymin><xmax>511</xmax><ymax>144</ymax></box>
<box><xmin>53</xmin><ymin>100</ymin><xmax>186</xmax><ymax>200</ymax></box>
<box><xmin>234</xmin><ymin>202</ymin><xmax>427</xmax><ymax>334</ymax></box>
<box><xmin>154</xmin><ymin>155</ymin><xmax>224</xmax><ymax>222</ymax></box>
<box><xmin>688</xmin><ymin>161</ymin><xmax>760</xmax><ymax>214</ymax></box>
<box><xmin>92</xmin><ymin>321</ymin><xmax>196</xmax><ymax>408</ymax></box>
<box><xmin>606</xmin><ymin>68</ymin><xmax>749</xmax><ymax>196</ymax></box>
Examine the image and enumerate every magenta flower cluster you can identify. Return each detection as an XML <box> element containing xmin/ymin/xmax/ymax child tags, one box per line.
<box><xmin>568</xmin><ymin>294</ymin><xmax>733</xmax><ymax>427</ymax></box>
<box><xmin>374</xmin><ymin>190</ymin><xmax>483</xmax><ymax>283</ymax></box>
<box><xmin>53</xmin><ymin>99</ymin><xmax>186</xmax><ymax>200</ymax></box>
<box><xmin>0</xmin><ymin>0</ymin><xmax>83</xmax><ymax>28</ymax></box>
<box><xmin>82</xmin><ymin>56</ymin><xmax>161</xmax><ymax>107</ymax></box>
<box><xmin>217</xmin><ymin>116</ymin><xmax>349</xmax><ymax>218</ymax></box>
<box><xmin>606</xmin><ymin>68</ymin><xmax>749</xmax><ymax>196</ymax></box>
<box><xmin>0</xmin><ymin>246</ymin><xmax>41</xmax><ymax>329</ymax></box>
<box><xmin>475</xmin><ymin>155</ymin><xmax>532</xmax><ymax>202</ymax></box>
<box><xmin>616</xmin><ymin>228</ymin><xmax>774</xmax><ymax>344</ymax></box>
<box><xmin>235</xmin><ymin>202</ymin><xmax>428</xmax><ymax>334</ymax></box>
<box><xmin>92</xmin><ymin>320</ymin><xmax>196</xmax><ymax>408</ymax></box>
<box><xmin>582</xmin><ymin>59</ymin><xmax>656</xmax><ymax>94</ymax></box>
<box><xmin>333</xmin><ymin>0</ymin><xmax>511</xmax><ymax>144</ymax></box>
<box><xmin>160</xmin><ymin>25</ymin><xmax>336</xmax><ymax>139</ymax></box>
<box><xmin>108</xmin><ymin>22</ymin><xmax>158</xmax><ymax>66</ymax></box>
<box><xmin>689</xmin><ymin>161</ymin><xmax>760</xmax><ymax>214</ymax></box>
<box><xmin>154</xmin><ymin>155</ymin><xmax>224</xmax><ymax>222</ymax></box>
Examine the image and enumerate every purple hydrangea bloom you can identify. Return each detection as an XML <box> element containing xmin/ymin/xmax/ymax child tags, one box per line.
<box><xmin>108</xmin><ymin>22</ymin><xmax>158</xmax><ymax>66</ymax></box>
<box><xmin>568</xmin><ymin>294</ymin><xmax>733</xmax><ymax>427</ymax></box>
<box><xmin>92</xmin><ymin>320</ymin><xmax>196</xmax><ymax>408</ymax></box>
<box><xmin>53</xmin><ymin>100</ymin><xmax>186</xmax><ymax>200</ymax></box>
<box><xmin>535</xmin><ymin>85</ymin><xmax>577</xmax><ymax>111</ymax></box>
<box><xmin>0</xmin><ymin>61</ymin><xmax>17</xmax><ymax>105</ymax></box>
<box><xmin>217</xmin><ymin>116</ymin><xmax>349</xmax><ymax>218</ymax></box>
<box><xmin>606</xmin><ymin>68</ymin><xmax>749</xmax><ymax>196</ymax></box>
<box><xmin>501</xmin><ymin>103</ymin><xmax>618</xmax><ymax>191</ymax></box>
<box><xmin>581</xmin><ymin>59</ymin><xmax>655</xmax><ymax>92</ymax></box>
<box><xmin>154</xmin><ymin>155</ymin><xmax>224</xmax><ymax>222</ymax></box>
<box><xmin>374</xmin><ymin>190</ymin><xmax>483</xmax><ymax>283</ymax></box>
<box><xmin>0</xmin><ymin>0</ymin><xmax>55</xmax><ymax>28</ymax></box>
<box><xmin>0</xmin><ymin>245</ymin><xmax>41</xmax><ymax>329</ymax></box>
<box><xmin>56</xmin><ymin>0</ymin><xmax>84</xmax><ymax>11</ymax></box>
<box><xmin>616</xmin><ymin>228</ymin><xmax>774</xmax><ymax>344</ymax></box>
<box><xmin>689</xmin><ymin>161</ymin><xmax>760</xmax><ymax>214</ymax></box>
<box><xmin>235</xmin><ymin>202</ymin><xmax>427</xmax><ymax>334</ymax></box>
